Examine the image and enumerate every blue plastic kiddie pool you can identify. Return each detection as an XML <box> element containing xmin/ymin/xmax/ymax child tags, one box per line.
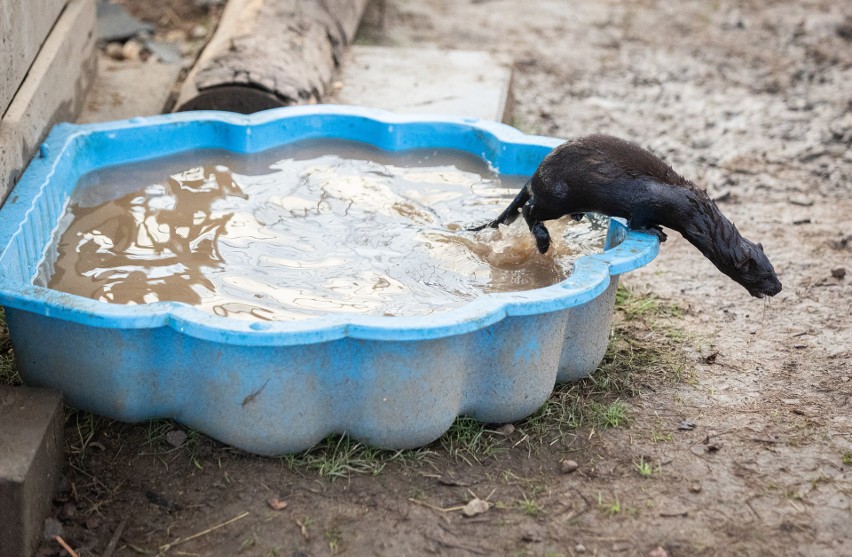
<box><xmin>0</xmin><ymin>106</ymin><xmax>658</xmax><ymax>454</ymax></box>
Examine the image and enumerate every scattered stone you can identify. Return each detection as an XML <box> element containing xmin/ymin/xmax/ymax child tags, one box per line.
<box><xmin>121</xmin><ymin>40</ymin><xmax>143</xmax><ymax>62</ymax></box>
<box><xmin>461</xmin><ymin>497</ymin><xmax>490</xmax><ymax>517</ymax></box>
<box><xmin>166</xmin><ymin>429</ymin><xmax>187</xmax><ymax>448</ymax></box>
<box><xmin>191</xmin><ymin>25</ymin><xmax>208</xmax><ymax>39</ymax></box>
<box><xmin>145</xmin><ymin>40</ymin><xmax>183</xmax><ymax>64</ymax></box>
<box><xmin>788</xmin><ymin>195</ymin><xmax>814</xmax><ymax>207</ymax></box>
<box><xmin>831</xmin><ymin>267</ymin><xmax>846</xmax><ymax>279</ymax></box>
<box><xmin>85</xmin><ymin>515</ymin><xmax>103</xmax><ymax>530</ymax></box>
<box><xmin>164</xmin><ymin>29</ymin><xmax>188</xmax><ymax>43</ymax></box>
<box><xmin>494</xmin><ymin>423</ymin><xmax>515</xmax><ymax>435</ymax></box>
<box><xmin>42</xmin><ymin>517</ymin><xmax>63</xmax><ymax>542</ymax></box>
<box><xmin>105</xmin><ymin>42</ymin><xmax>125</xmax><ymax>61</ymax></box>
<box><xmin>267</xmin><ymin>497</ymin><xmax>288</xmax><ymax>510</ymax></box>
<box><xmin>575</xmin><ymin>543</ymin><xmax>587</xmax><ymax>553</ymax></box>
<box><xmin>828</xmin><ymin>235</ymin><xmax>850</xmax><ymax>250</ymax></box>
<box><xmin>96</xmin><ymin>2</ymin><xmax>155</xmax><ymax>42</ymax></box>
<box><xmin>520</xmin><ymin>526</ymin><xmax>543</xmax><ymax>543</ymax></box>
<box><xmin>689</xmin><ymin>483</ymin><xmax>702</xmax><ymax>493</ymax></box>
<box><xmin>59</xmin><ymin>502</ymin><xmax>77</xmax><ymax>520</ymax></box>
<box><xmin>560</xmin><ymin>459</ymin><xmax>579</xmax><ymax>474</ymax></box>
<box><xmin>678</xmin><ymin>421</ymin><xmax>696</xmax><ymax>431</ymax></box>
<box><xmin>648</xmin><ymin>546</ymin><xmax>669</xmax><ymax>557</ymax></box>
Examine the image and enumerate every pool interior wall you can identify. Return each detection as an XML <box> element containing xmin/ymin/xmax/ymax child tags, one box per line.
<box><xmin>0</xmin><ymin>106</ymin><xmax>658</xmax><ymax>454</ymax></box>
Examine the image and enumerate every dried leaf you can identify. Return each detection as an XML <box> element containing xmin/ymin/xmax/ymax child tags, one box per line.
<box><xmin>267</xmin><ymin>497</ymin><xmax>288</xmax><ymax>511</ymax></box>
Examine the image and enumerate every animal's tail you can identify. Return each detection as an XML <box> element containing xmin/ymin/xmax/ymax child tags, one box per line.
<box><xmin>468</xmin><ymin>180</ymin><xmax>532</xmax><ymax>231</ymax></box>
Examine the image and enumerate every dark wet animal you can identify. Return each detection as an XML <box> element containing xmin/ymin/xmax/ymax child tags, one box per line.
<box><xmin>471</xmin><ymin>134</ymin><xmax>782</xmax><ymax>298</ymax></box>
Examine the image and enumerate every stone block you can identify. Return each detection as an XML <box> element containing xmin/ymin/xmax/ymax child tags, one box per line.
<box><xmin>0</xmin><ymin>386</ymin><xmax>64</xmax><ymax>557</ymax></box>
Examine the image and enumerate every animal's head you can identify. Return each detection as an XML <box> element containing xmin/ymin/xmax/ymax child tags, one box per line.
<box><xmin>730</xmin><ymin>240</ymin><xmax>782</xmax><ymax>298</ymax></box>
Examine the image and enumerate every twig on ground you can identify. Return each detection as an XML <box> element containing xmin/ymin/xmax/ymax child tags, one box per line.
<box><xmin>158</xmin><ymin>512</ymin><xmax>249</xmax><ymax>554</ymax></box>
<box><xmin>54</xmin><ymin>536</ymin><xmax>79</xmax><ymax>557</ymax></box>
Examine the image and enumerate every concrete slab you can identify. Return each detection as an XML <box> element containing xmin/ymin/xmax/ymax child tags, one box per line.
<box><xmin>328</xmin><ymin>45</ymin><xmax>514</xmax><ymax>123</ymax></box>
<box><xmin>77</xmin><ymin>55</ymin><xmax>184</xmax><ymax>123</ymax></box>
<box><xmin>0</xmin><ymin>0</ymin><xmax>68</xmax><ymax>115</ymax></box>
<box><xmin>0</xmin><ymin>387</ymin><xmax>64</xmax><ymax>557</ymax></box>
<box><xmin>0</xmin><ymin>0</ymin><xmax>96</xmax><ymax>203</ymax></box>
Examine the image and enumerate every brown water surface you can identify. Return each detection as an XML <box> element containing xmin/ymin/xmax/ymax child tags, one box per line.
<box><xmin>38</xmin><ymin>140</ymin><xmax>607</xmax><ymax>320</ymax></box>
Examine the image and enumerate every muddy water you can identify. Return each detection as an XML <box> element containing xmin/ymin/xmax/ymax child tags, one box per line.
<box><xmin>37</xmin><ymin>140</ymin><xmax>607</xmax><ymax>321</ymax></box>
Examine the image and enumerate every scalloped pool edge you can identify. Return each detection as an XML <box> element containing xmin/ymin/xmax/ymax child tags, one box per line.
<box><xmin>0</xmin><ymin>105</ymin><xmax>659</xmax><ymax>454</ymax></box>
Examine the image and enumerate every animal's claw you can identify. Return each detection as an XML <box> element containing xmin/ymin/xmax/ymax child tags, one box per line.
<box><xmin>640</xmin><ymin>225</ymin><xmax>668</xmax><ymax>242</ymax></box>
<box><xmin>467</xmin><ymin>221</ymin><xmax>495</xmax><ymax>232</ymax></box>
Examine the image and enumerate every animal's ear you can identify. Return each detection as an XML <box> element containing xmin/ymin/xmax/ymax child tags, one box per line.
<box><xmin>757</xmin><ymin>242</ymin><xmax>764</xmax><ymax>252</ymax></box>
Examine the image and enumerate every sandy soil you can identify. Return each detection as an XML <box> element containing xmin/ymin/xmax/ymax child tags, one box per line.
<box><xmin>28</xmin><ymin>1</ymin><xmax>851</xmax><ymax>556</ymax></box>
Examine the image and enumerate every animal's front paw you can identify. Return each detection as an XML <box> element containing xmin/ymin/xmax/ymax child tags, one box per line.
<box><xmin>532</xmin><ymin>223</ymin><xmax>551</xmax><ymax>253</ymax></box>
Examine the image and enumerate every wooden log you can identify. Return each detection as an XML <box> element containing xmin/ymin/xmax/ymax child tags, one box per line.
<box><xmin>175</xmin><ymin>0</ymin><xmax>369</xmax><ymax>113</ymax></box>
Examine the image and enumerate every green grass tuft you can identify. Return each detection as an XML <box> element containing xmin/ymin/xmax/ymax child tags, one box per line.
<box><xmin>282</xmin><ymin>434</ymin><xmax>434</xmax><ymax>479</ymax></box>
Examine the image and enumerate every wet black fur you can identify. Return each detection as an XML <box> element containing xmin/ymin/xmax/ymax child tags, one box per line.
<box><xmin>471</xmin><ymin>135</ymin><xmax>782</xmax><ymax>298</ymax></box>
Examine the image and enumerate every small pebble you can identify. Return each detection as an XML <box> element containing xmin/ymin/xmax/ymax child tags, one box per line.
<box><xmin>560</xmin><ymin>459</ymin><xmax>579</xmax><ymax>474</ymax></box>
<box><xmin>575</xmin><ymin>543</ymin><xmax>587</xmax><ymax>553</ymax></box>
<box><xmin>191</xmin><ymin>24</ymin><xmax>208</xmax><ymax>39</ymax></box>
<box><xmin>494</xmin><ymin>423</ymin><xmax>515</xmax><ymax>435</ymax></box>
<box><xmin>42</xmin><ymin>517</ymin><xmax>63</xmax><ymax>542</ymax></box>
<box><xmin>121</xmin><ymin>40</ymin><xmax>143</xmax><ymax>61</ymax></box>
<box><xmin>59</xmin><ymin>501</ymin><xmax>77</xmax><ymax>520</ymax></box>
<box><xmin>166</xmin><ymin>429</ymin><xmax>187</xmax><ymax>448</ymax></box>
<box><xmin>831</xmin><ymin>267</ymin><xmax>846</xmax><ymax>279</ymax></box>
<box><xmin>105</xmin><ymin>42</ymin><xmax>124</xmax><ymax>60</ymax></box>
<box><xmin>788</xmin><ymin>194</ymin><xmax>814</xmax><ymax>207</ymax></box>
<box><xmin>648</xmin><ymin>547</ymin><xmax>669</xmax><ymax>557</ymax></box>
<box><xmin>689</xmin><ymin>483</ymin><xmax>702</xmax><ymax>493</ymax></box>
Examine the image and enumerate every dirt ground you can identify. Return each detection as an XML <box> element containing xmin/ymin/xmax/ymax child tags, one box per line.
<box><xmin>16</xmin><ymin>0</ymin><xmax>852</xmax><ymax>556</ymax></box>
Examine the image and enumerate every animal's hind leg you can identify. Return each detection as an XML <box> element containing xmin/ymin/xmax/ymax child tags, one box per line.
<box><xmin>468</xmin><ymin>180</ymin><xmax>532</xmax><ymax>231</ymax></box>
<box><xmin>522</xmin><ymin>202</ymin><xmax>551</xmax><ymax>254</ymax></box>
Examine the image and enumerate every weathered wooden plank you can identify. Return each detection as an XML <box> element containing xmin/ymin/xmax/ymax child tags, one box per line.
<box><xmin>176</xmin><ymin>0</ymin><xmax>369</xmax><ymax>113</ymax></box>
<box><xmin>0</xmin><ymin>0</ymin><xmax>96</xmax><ymax>203</ymax></box>
<box><xmin>0</xmin><ymin>0</ymin><xmax>69</xmax><ymax>116</ymax></box>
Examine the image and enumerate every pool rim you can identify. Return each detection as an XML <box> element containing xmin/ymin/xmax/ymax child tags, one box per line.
<box><xmin>0</xmin><ymin>105</ymin><xmax>659</xmax><ymax>346</ymax></box>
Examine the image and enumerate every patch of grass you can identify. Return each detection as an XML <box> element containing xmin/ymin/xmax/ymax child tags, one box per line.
<box><xmin>282</xmin><ymin>434</ymin><xmax>433</xmax><ymax>479</ymax></box>
<box><xmin>325</xmin><ymin>528</ymin><xmax>342</xmax><ymax>553</ymax></box>
<box><xmin>634</xmin><ymin>457</ymin><xmax>654</xmax><ymax>477</ymax></box>
<box><xmin>440</xmin><ymin>416</ymin><xmax>505</xmax><ymax>464</ymax></box>
<box><xmin>518</xmin><ymin>494</ymin><xmax>541</xmax><ymax>517</ymax></box>
<box><xmin>597</xmin><ymin>493</ymin><xmax>622</xmax><ymax>516</ymax></box>
<box><xmin>650</xmin><ymin>428</ymin><xmax>674</xmax><ymax>443</ymax></box>
<box><xmin>0</xmin><ymin>308</ymin><xmax>22</xmax><ymax>386</ymax></box>
<box><xmin>512</xmin><ymin>285</ymin><xmax>689</xmax><ymax>447</ymax></box>
<box><xmin>843</xmin><ymin>452</ymin><xmax>852</xmax><ymax>465</ymax></box>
